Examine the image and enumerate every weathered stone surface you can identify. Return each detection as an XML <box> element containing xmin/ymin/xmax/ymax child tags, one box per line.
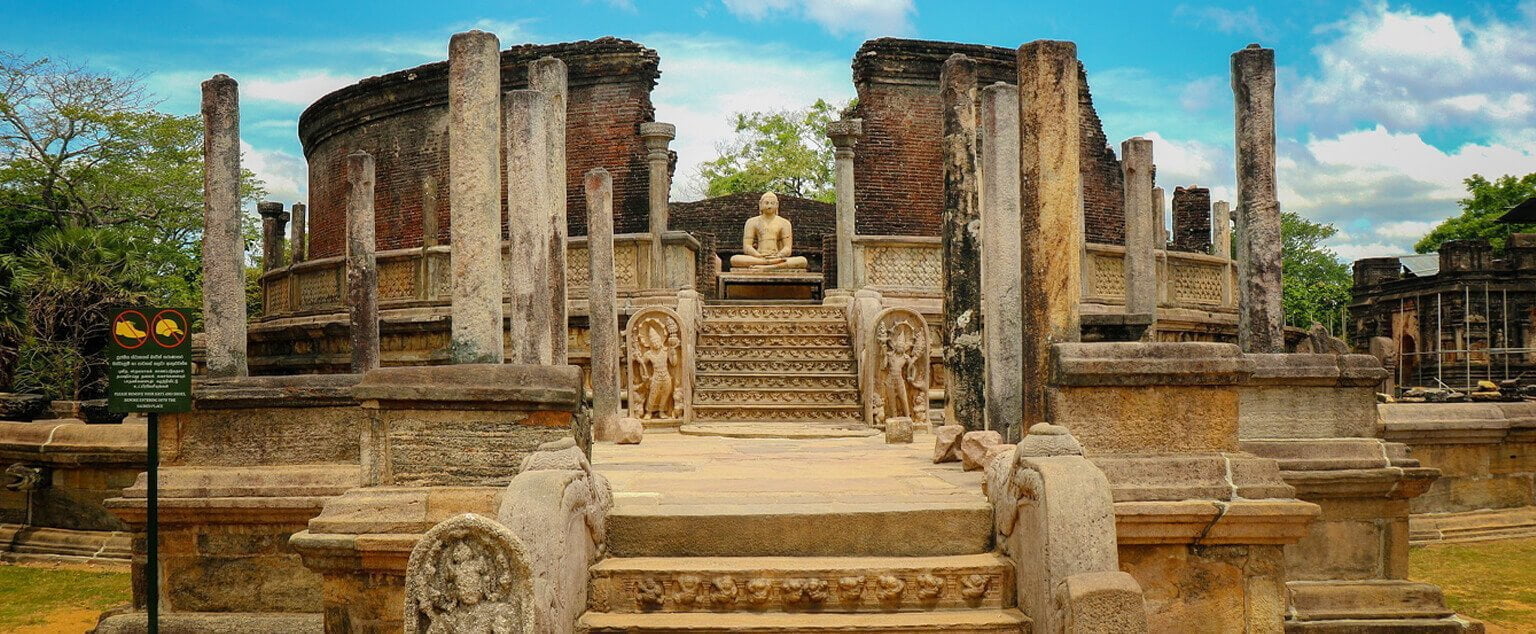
<box><xmin>530</xmin><ymin>56</ymin><xmax>570</xmax><ymax>364</ymax></box>
<box><xmin>1240</xmin><ymin>354</ymin><xmax>1385</xmax><ymax>439</ymax></box>
<box><xmin>345</xmin><ymin>150</ymin><xmax>379</xmax><ymax>373</ymax></box>
<box><xmin>1018</xmin><ymin>40</ymin><xmax>1082</xmax><ymax>435</ymax></box>
<box><xmin>1119</xmin><ymin>543</ymin><xmax>1287</xmax><ymax>633</ymax></box>
<box><xmin>1016</xmin><ymin>422</ymin><xmax>1083</xmax><ymax>457</ymax></box>
<box><xmin>865</xmin><ymin>308</ymin><xmax>931</xmax><ymax>429</ymax></box>
<box><xmin>1121</xmin><ymin>137</ymin><xmax>1157</xmax><ymax>319</ymax></box>
<box><xmin>93</xmin><ymin>612</ymin><xmax>323</xmax><ymax>633</ymax></box>
<box><xmin>615</xmin><ymin>417</ymin><xmax>644</xmax><ymax>445</ymax></box>
<box><xmin>201</xmin><ymin>74</ymin><xmax>247</xmax><ymax>378</ymax></box>
<box><xmin>505</xmin><ymin>89</ymin><xmax>555</xmax><ymax>365</ymax></box>
<box><xmin>941</xmin><ymin>54</ymin><xmax>986</xmax><ymax>433</ymax></box>
<box><xmin>1153</xmin><ymin>186</ymin><xmax>1167</xmax><ymax>247</ymax></box>
<box><xmin>257</xmin><ymin>201</ymin><xmax>288</xmax><ymax>271</ymax></box>
<box><xmin>885</xmin><ymin>416</ymin><xmax>914</xmax><ymax>444</ymax></box>
<box><xmin>979</xmin><ymin>82</ymin><xmax>1023</xmax><ymax>441</ymax></box>
<box><xmin>961</xmin><ymin>430</ymin><xmax>1003</xmax><ymax>471</ymax></box>
<box><xmin>933</xmin><ymin>424</ymin><xmax>965</xmax><ymax>463</ymax></box>
<box><xmin>1212</xmin><ymin>200</ymin><xmax>1231</xmax><ymax>259</ymax></box>
<box><xmin>289</xmin><ymin>201</ymin><xmax>307</xmax><ymax>263</ymax></box>
<box><xmin>641</xmin><ymin>121</ymin><xmax>675</xmax><ymax>288</ymax></box>
<box><xmin>587</xmin><ymin>169</ymin><xmax>622</xmax><ymax>440</ymax></box>
<box><xmin>827</xmin><ymin>118</ymin><xmax>863</xmax><ymax>289</ymax></box>
<box><xmin>448</xmin><ymin>30</ymin><xmax>505</xmax><ymax>364</ymax></box>
<box><xmin>1232</xmin><ymin>44</ymin><xmax>1284</xmax><ymax>353</ymax></box>
<box><xmin>1170</xmin><ymin>185</ymin><xmax>1212</xmax><ymax>254</ymax></box>
<box><xmin>1060</xmin><ymin>571</ymin><xmax>1149</xmax><ymax>633</ymax></box>
<box><xmin>0</xmin><ymin>393</ymin><xmax>50</xmax><ymax>422</ymax></box>
<box><xmin>404</xmin><ymin>512</ymin><xmax>537</xmax><ymax>634</ymax></box>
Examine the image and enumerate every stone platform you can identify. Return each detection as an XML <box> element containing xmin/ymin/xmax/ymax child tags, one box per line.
<box><xmin>585</xmin><ymin>431</ymin><xmax>1028</xmax><ymax>631</ymax></box>
<box><xmin>718</xmin><ymin>271</ymin><xmax>824</xmax><ymax>300</ymax></box>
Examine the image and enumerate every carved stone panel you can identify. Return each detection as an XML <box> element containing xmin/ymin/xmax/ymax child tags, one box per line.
<box><xmin>404</xmin><ymin>512</ymin><xmax>537</xmax><ymax>634</ymax></box>
<box><xmin>863</xmin><ymin>308</ymin><xmax>930</xmax><ymax>428</ymax></box>
<box><xmin>626</xmin><ymin>307</ymin><xmax>692</xmax><ymax>425</ymax></box>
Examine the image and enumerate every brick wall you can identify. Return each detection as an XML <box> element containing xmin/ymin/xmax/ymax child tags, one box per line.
<box><xmin>299</xmin><ymin>38</ymin><xmax>660</xmax><ymax>259</ymax></box>
<box><xmin>851</xmin><ymin>38</ymin><xmax>1126</xmax><ymax>243</ymax></box>
<box><xmin>1170</xmin><ymin>185</ymin><xmax>1212</xmax><ymax>253</ymax></box>
<box><xmin>669</xmin><ymin>192</ymin><xmax>835</xmax><ymax>273</ymax></box>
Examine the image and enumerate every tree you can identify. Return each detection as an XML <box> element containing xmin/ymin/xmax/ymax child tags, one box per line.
<box><xmin>0</xmin><ymin>51</ymin><xmax>264</xmax><ymax>394</ymax></box>
<box><xmin>1281</xmin><ymin>212</ymin><xmax>1353</xmax><ymax>331</ymax></box>
<box><xmin>695</xmin><ymin>99</ymin><xmax>849</xmax><ymax>202</ymax></box>
<box><xmin>1415</xmin><ymin>173</ymin><xmax>1536</xmax><ymax>253</ymax></box>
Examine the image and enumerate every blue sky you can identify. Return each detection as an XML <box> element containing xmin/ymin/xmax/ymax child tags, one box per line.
<box><xmin>8</xmin><ymin>0</ymin><xmax>1536</xmax><ymax>259</ymax></box>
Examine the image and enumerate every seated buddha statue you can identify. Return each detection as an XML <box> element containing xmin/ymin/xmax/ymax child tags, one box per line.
<box><xmin>729</xmin><ymin>192</ymin><xmax>808</xmax><ymax>271</ymax></box>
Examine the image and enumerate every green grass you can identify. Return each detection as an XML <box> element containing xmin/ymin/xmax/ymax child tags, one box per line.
<box><xmin>1411</xmin><ymin>537</ymin><xmax>1536</xmax><ymax>631</ymax></box>
<box><xmin>0</xmin><ymin>563</ymin><xmax>130</xmax><ymax>630</ymax></box>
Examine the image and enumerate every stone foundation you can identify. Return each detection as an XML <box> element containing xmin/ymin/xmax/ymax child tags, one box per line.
<box><xmin>0</xmin><ymin>420</ymin><xmax>143</xmax><ymax>564</ymax></box>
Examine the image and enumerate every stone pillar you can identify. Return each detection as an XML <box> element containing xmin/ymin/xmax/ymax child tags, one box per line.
<box><xmin>506</xmin><ymin>90</ymin><xmax>555</xmax><ymax>365</ymax></box>
<box><xmin>585</xmin><ymin>169</ymin><xmax>621</xmax><ymax>441</ymax></box>
<box><xmin>200</xmin><ymin>74</ymin><xmax>247</xmax><ymax>379</ymax></box>
<box><xmin>1233</xmin><ymin>43</ymin><xmax>1284</xmax><ymax>353</ymax></box>
<box><xmin>941</xmin><ymin>54</ymin><xmax>985</xmax><ymax>430</ymax></box>
<box><xmin>289</xmin><ymin>202</ymin><xmax>307</xmax><ymax>263</ymax></box>
<box><xmin>980</xmin><ymin>83</ymin><xmax>1022</xmax><ymax>439</ymax></box>
<box><xmin>1017</xmin><ymin>40</ymin><xmax>1082</xmax><ymax>429</ymax></box>
<box><xmin>447</xmin><ymin>30</ymin><xmax>504</xmax><ymax>364</ymax></box>
<box><xmin>1212</xmin><ymin>200</ymin><xmax>1232</xmax><ymax>258</ymax></box>
<box><xmin>530</xmin><ymin>57</ymin><xmax>569</xmax><ymax>364</ymax></box>
<box><xmin>1171</xmin><ymin>185</ymin><xmax>1212</xmax><ymax>253</ymax></box>
<box><xmin>1121</xmin><ymin>138</ymin><xmax>1156</xmax><ymax>319</ymax></box>
<box><xmin>258</xmin><ymin>201</ymin><xmax>288</xmax><ymax>271</ymax></box>
<box><xmin>1153</xmin><ymin>186</ymin><xmax>1166</xmax><ymax>248</ymax></box>
<box><xmin>827</xmin><ymin>118</ymin><xmax>863</xmax><ymax>290</ymax></box>
<box><xmin>640</xmin><ymin>122</ymin><xmax>675</xmax><ymax>289</ymax></box>
<box><xmin>346</xmin><ymin>151</ymin><xmax>379</xmax><ymax>373</ymax></box>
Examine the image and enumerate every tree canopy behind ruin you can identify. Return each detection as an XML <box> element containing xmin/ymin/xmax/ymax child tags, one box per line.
<box><xmin>694</xmin><ymin>98</ymin><xmax>851</xmax><ymax>203</ymax></box>
<box><xmin>1415</xmin><ymin>173</ymin><xmax>1536</xmax><ymax>254</ymax></box>
<box><xmin>1281</xmin><ymin>212</ymin><xmax>1352</xmax><ymax>333</ymax></box>
<box><xmin>0</xmin><ymin>51</ymin><xmax>263</xmax><ymax>397</ymax></box>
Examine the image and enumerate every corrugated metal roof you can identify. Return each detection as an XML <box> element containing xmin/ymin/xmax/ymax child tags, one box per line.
<box><xmin>1399</xmin><ymin>253</ymin><xmax>1439</xmax><ymax>277</ymax></box>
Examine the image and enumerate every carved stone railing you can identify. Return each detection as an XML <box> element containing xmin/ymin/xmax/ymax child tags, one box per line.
<box><xmin>851</xmin><ymin>236</ymin><xmax>942</xmax><ymax>297</ymax></box>
<box><xmin>258</xmin><ymin>232</ymin><xmax>699</xmax><ymax>319</ymax></box>
<box><xmin>1081</xmin><ymin>243</ymin><xmax>1236</xmax><ymax>313</ymax></box>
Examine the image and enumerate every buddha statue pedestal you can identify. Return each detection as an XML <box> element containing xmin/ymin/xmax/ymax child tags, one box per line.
<box><xmin>719</xmin><ymin>192</ymin><xmax>823</xmax><ymax>300</ymax></box>
<box><xmin>718</xmin><ymin>269</ymin><xmax>825</xmax><ymax>300</ymax></box>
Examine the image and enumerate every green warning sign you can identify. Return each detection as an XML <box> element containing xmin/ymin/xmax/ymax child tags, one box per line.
<box><xmin>107</xmin><ymin>307</ymin><xmax>193</xmax><ymax>413</ymax></box>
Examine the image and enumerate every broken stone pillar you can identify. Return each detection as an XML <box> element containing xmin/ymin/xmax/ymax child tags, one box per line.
<box><xmin>200</xmin><ymin>74</ymin><xmax>247</xmax><ymax>379</ymax></box>
<box><xmin>531</xmin><ymin>57</ymin><xmax>570</xmax><ymax>364</ymax></box>
<box><xmin>1171</xmin><ymin>185</ymin><xmax>1212</xmax><ymax>253</ymax></box>
<box><xmin>448</xmin><ymin>30</ymin><xmax>504</xmax><ymax>364</ymax></box>
<box><xmin>1122</xmin><ymin>138</ymin><xmax>1157</xmax><ymax>321</ymax></box>
<box><xmin>586</xmin><ymin>169</ymin><xmax>621</xmax><ymax>441</ymax></box>
<box><xmin>506</xmin><ymin>89</ymin><xmax>555</xmax><ymax>365</ymax></box>
<box><xmin>258</xmin><ymin>201</ymin><xmax>289</xmax><ymax>271</ymax></box>
<box><xmin>640</xmin><ymin>122</ymin><xmax>675</xmax><ymax>289</ymax></box>
<box><xmin>941</xmin><ymin>54</ymin><xmax>985</xmax><ymax>431</ymax></box>
<box><xmin>827</xmin><ymin>118</ymin><xmax>864</xmax><ymax>291</ymax></box>
<box><xmin>1017</xmin><ymin>40</ymin><xmax>1082</xmax><ymax>430</ymax></box>
<box><xmin>980</xmin><ymin>82</ymin><xmax>1022</xmax><ymax>439</ymax></box>
<box><xmin>1233</xmin><ymin>43</ymin><xmax>1285</xmax><ymax>353</ymax></box>
<box><xmin>1153</xmin><ymin>186</ymin><xmax>1166</xmax><ymax>248</ymax></box>
<box><xmin>290</xmin><ymin>202</ymin><xmax>307</xmax><ymax>263</ymax></box>
<box><xmin>1212</xmin><ymin>200</ymin><xmax>1232</xmax><ymax>258</ymax></box>
<box><xmin>347</xmin><ymin>150</ymin><xmax>379</xmax><ymax>374</ymax></box>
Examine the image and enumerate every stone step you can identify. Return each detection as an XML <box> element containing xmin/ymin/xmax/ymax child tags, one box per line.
<box><xmin>698</xmin><ymin>360</ymin><xmax>856</xmax><ymax>375</ymax></box>
<box><xmin>699</xmin><ymin>333</ymin><xmax>852</xmax><ymax>348</ymax></box>
<box><xmin>589</xmin><ymin>553</ymin><xmax>1015</xmax><ymax>614</ymax></box>
<box><xmin>580</xmin><ymin>609</ymin><xmax>1030</xmax><ymax>632</ymax></box>
<box><xmin>606</xmin><ymin>500</ymin><xmax>993</xmax><ymax>558</ymax></box>
<box><xmin>695</xmin><ymin>374</ymin><xmax>858</xmax><ymax>391</ymax></box>
<box><xmin>703</xmin><ymin>306</ymin><xmax>846</xmax><ymax>321</ymax></box>
<box><xmin>697</xmin><ymin>346</ymin><xmax>855</xmax><ymax>362</ymax></box>
<box><xmin>694</xmin><ymin>388</ymin><xmax>860</xmax><ymax>406</ymax></box>
<box><xmin>691</xmin><ymin>404</ymin><xmax>864</xmax><ymax>425</ymax></box>
<box><xmin>702</xmin><ymin>320</ymin><xmax>850</xmax><ymax>336</ymax></box>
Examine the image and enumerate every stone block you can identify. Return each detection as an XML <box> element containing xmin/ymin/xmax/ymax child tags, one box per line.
<box><xmin>933</xmin><ymin>424</ymin><xmax>964</xmax><ymax>463</ymax></box>
<box><xmin>1050</xmin><ymin>386</ymin><xmax>1239</xmax><ymax>453</ymax></box>
<box><xmin>615</xmin><ymin>417</ymin><xmax>644</xmax><ymax>445</ymax></box>
<box><xmin>885</xmin><ymin>416</ymin><xmax>914</xmax><ymax>444</ymax></box>
<box><xmin>1060</xmin><ymin>571</ymin><xmax>1148</xmax><ymax>633</ymax></box>
<box><xmin>1118</xmin><ymin>542</ymin><xmax>1287</xmax><ymax>633</ymax></box>
<box><xmin>960</xmin><ymin>431</ymin><xmax>1003</xmax><ymax>471</ymax></box>
<box><xmin>1239</xmin><ymin>386</ymin><xmax>1377</xmax><ymax>439</ymax></box>
<box><xmin>1285</xmin><ymin>517</ymin><xmax>1385</xmax><ymax>582</ymax></box>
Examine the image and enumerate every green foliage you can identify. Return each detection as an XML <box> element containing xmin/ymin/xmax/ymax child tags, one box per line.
<box><xmin>0</xmin><ymin>51</ymin><xmax>264</xmax><ymax>393</ymax></box>
<box><xmin>697</xmin><ymin>99</ymin><xmax>848</xmax><ymax>203</ymax></box>
<box><xmin>1416</xmin><ymin>173</ymin><xmax>1536</xmax><ymax>253</ymax></box>
<box><xmin>1281</xmin><ymin>212</ymin><xmax>1352</xmax><ymax>331</ymax></box>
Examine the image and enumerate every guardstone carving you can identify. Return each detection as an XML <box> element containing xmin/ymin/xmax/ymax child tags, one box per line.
<box><xmin>625</xmin><ymin>307</ymin><xmax>691</xmax><ymax>425</ymax></box>
<box><xmin>864</xmin><ymin>308</ymin><xmax>930</xmax><ymax>429</ymax></box>
<box><xmin>404</xmin><ymin>512</ymin><xmax>536</xmax><ymax>634</ymax></box>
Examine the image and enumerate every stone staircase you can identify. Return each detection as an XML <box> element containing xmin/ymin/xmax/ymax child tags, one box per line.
<box><xmin>691</xmin><ymin>305</ymin><xmax>864</xmax><ymax>428</ymax></box>
<box><xmin>580</xmin><ymin>492</ymin><xmax>1026</xmax><ymax>632</ymax></box>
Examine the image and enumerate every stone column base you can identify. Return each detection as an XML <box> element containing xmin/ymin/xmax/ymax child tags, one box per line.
<box><xmin>1285</xmin><ymin>580</ymin><xmax>1483</xmax><ymax>633</ymax></box>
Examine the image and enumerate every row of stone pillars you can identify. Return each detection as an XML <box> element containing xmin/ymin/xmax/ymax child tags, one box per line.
<box><xmin>927</xmin><ymin>41</ymin><xmax>1282</xmax><ymax>436</ymax></box>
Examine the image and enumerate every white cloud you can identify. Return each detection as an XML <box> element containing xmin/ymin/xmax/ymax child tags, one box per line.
<box><xmin>1174</xmin><ymin>5</ymin><xmax>1274</xmax><ymax>40</ymax></box>
<box><xmin>720</xmin><ymin>0</ymin><xmax>915</xmax><ymax>37</ymax></box>
<box><xmin>241</xmin><ymin>141</ymin><xmax>308</xmax><ymax>205</ymax></box>
<box><xmin>1327</xmin><ymin>241</ymin><xmax>1405</xmax><ymax>262</ymax></box>
<box><xmin>644</xmin><ymin>34</ymin><xmax>853</xmax><ymax>200</ymax></box>
<box><xmin>1373</xmin><ymin>220</ymin><xmax>1439</xmax><ymax>240</ymax></box>
<box><xmin>243</xmin><ymin>72</ymin><xmax>359</xmax><ymax>106</ymax></box>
